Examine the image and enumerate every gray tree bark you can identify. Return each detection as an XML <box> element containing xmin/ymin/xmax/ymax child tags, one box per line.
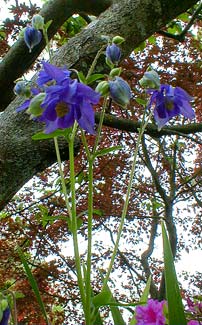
<box><xmin>0</xmin><ymin>0</ymin><xmax>199</xmax><ymax>211</ymax></box>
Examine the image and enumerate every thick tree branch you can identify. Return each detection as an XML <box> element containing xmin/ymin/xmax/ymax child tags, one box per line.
<box><xmin>0</xmin><ymin>0</ymin><xmax>112</xmax><ymax>111</ymax></box>
<box><xmin>0</xmin><ymin>0</ymin><xmax>199</xmax><ymax>211</ymax></box>
<box><xmin>96</xmin><ymin>113</ymin><xmax>202</xmax><ymax>138</ymax></box>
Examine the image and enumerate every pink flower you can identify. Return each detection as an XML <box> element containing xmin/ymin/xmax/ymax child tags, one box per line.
<box><xmin>135</xmin><ymin>299</ymin><xmax>166</xmax><ymax>325</ymax></box>
<box><xmin>188</xmin><ymin>321</ymin><xmax>200</xmax><ymax>325</ymax></box>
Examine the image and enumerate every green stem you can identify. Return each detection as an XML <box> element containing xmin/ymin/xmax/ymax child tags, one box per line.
<box><xmin>93</xmin><ymin>96</ymin><xmax>108</xmax><ymax>155</ymax></box>
<box><xmin>43</xmin><ymin>27</ymin><xmax>52</xmax><ymax>62</ymax></box>
<box><xmin>86</xmin><ymin>45</ymin><xmax>106</xmax><ymax>79</ymax></box>
<box><xmin>85</xmin><ymin>158</ymin><xmax>94</xmax><ymax>325</ymax></box>
<box><xmin>102</xmin><ymin>111</ymin><xmax>152</xmax><ymax>289</ymax></box>
<box><xmin>68</xmin><ymin>127</ymin><xmax>86</xmax><ymax>315</ymax></box>
<box><xmin>54</xmin><ymin>137</ymin><xmax>72</xmax><ymax>219</ymax></box>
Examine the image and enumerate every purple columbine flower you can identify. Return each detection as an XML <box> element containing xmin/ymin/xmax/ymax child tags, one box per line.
<box><xmin>109</xmin><ymin>76</ymin><xmax>131</xmax><ymax>107</ymax></box>
<box><xmin>24</xmin><ymin>26</ymin><xmax>42</xmax><ymax>52</ymax></box>
<box><xmin>0</xmin><ymin>307</ymin><xmax>10</xmax><ymax>325</ymax></box>
<box><xmin>37</xmin><ymin>61</ymin><xmax>71</xmax><ymax>87</ymax></box>
<box><xmin>106</xmin><ymin>43</ymin><xmax>121</xmax><ymax>65</ymax></box>
<box><xmin>148</xmin><ymin>84</ymin><xmax>195</xmax><ymax>130</ymax></box>
<box><xmin>135</xmin><ymin>299</ymin><xmax>166</xmax><ymax>325</ymax></box>
<box><xmin>16</xmin><ymin>62</ymin><xmax>100</xmax><ymax>134</ymax></box>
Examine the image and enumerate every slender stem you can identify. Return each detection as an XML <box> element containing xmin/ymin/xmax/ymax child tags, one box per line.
<box><xmin>93</xmin><ymin>96</ymin><xmax>108</xmax><ymax>154</ymax></box>
<box><xmin>68</xmin><ymin>128</ymin><xmax>86</xmax><ymax>316</ymax></box>
<box><xmin>102</xmin><ymin>111</ymin><xmax>152</xmax><ymax>289</ymax></box>
<box><xmin>43</xmin><ymin>27</ymin><xmax>52</xmax><ymax>62</ymax></box>
<box><xmin>85</xmin><ymin>158</ymin><xmax>94</xmax><ymax>325</ymax></box>
<box><xmin>86</xmin><ymin>45</ymin><xmax>106</xmax><ymax>79</ymax></box>
<box><xmin>54</xmin><ymin>137</ymin><xmax>72</xmax><ymax>219</ymax></box>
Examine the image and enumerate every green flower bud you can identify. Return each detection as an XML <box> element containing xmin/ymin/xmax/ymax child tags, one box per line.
<box><xmin>139</xmin><ymin>69</ymin><xmax>160</xmax><ymax>89</ymax></box>
<box><xmin>32</xmin><ymin>14</ymin><xmax>44</xmax><ymax>30</ymax></box>
<box><xmin>95</xmin><ymin>81</ymin><xmax>109</xmax><ymax>96</ymax></box>
<box><xmin>110</xmin><ymin>67</ymin><xmax>122</xmax><ymax>78</ymax></box>
<box><xmin>112</xmin><ymin>36</ymin><xmax>125</xmax><ymax>45</ymax></box>
<box><xmin>27</xmin><ymin>93</ymin><xmax>45</xmax><ymax>117</ymax></box>
<box><xmin>0</xmin><ymin>299</ymin><xmax>8</xmax><ymax>311</ymax></box>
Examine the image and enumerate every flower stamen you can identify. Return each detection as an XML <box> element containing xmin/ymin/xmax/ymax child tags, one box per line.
<box><xmin>55</xmin><ymin>102</ymin><xmax>69</xmax><ymax>117</ymax></box>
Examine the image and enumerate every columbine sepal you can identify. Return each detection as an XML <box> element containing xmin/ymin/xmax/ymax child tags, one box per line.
<box><xmin>24</xmin><ymin>26</ymin><xmax>42</xmax><ymax>52</ymax></box>
<box><xmin>95</xmin><ymin>81</ymin><xmax>109</xmax><ymax>96</ymax></box>
<box><xmin>26</xmin><ymin>93</ymin><xmax>45</xmax><ymax>117</ymax></box>
<box><xmin>32</xmin><ymin>14</ymin><xmax>44</xmax><ymax>30</ymax></box>
<box><xmin>109</xmin><ymin>76</ymin><xmax>131</xmax><ymax>108</ymax></box>
<box><xmin>112</xmin><ymin>36</ymin><xmax>125</xmax><ymax>45</ymax></box>
<box><xmin>139</xmin><ymin>69</ymin><xmax>160</xmax><ymax>90</ymax></box>
<box><xmin>109</xmin><ymin>67</ymin><xmax>122</xmax><ymax>78</ymax></box>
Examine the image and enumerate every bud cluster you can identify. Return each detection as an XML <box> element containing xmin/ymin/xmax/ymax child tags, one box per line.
<box><xmin>96</xmin><ymin>36</ymin><xmax>131</xmax><ymax>108</ymax></box>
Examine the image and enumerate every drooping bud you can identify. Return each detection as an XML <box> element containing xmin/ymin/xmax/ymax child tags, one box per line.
<box><xmin>109</xmin><ymin>77</ymin><xmax>131</xmax><ymax>108</ymax></box>
<box><xmin>109</xmin><ymin>67</ymin><xmax>122</xmax><ymax>78</ymax></box>
<box><xmin>32</xmin><ymin>14</ymin><xmax>44</xmax><ymax>30</ymax></box>
<box><xmin>106</xmin><ymin>43</ymin><xmax>121</xmax><ymax>65</ymax></box>
<box><xmin>27</xmin><ymin>93</ymin><xmax>45</xmax><ymax>117</ymax></box>
<box><xmin>14</xmin><ymin>81</ymin><xmax>31</xmax><ymax>97</ymax></box>
<box><xmin>95</xmin><ymin>81</ymin><xmax>109</xmax><ymax>96</ymax></box>
<box><xmin>139</xmin><ymin>69</ymin><xmax>160</xmax><ymax>89</ymax></box>
<box><xmin>24</xmin><ymin>26</ymin><xmax>42</xmax><ymax>52</ymax></box>
<box><xmin>112</xmin><ymin>36</ymin><xmax>125</xmax><ymax>45</ymax></box>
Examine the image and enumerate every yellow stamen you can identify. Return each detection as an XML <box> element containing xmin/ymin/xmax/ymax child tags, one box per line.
<box><xmin>55</xmin><ymin>102</ymin><xmax>69</xmax><ymax>117</ymax></box>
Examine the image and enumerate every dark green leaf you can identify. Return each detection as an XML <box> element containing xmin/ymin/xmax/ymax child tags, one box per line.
<box><xmin>161</xmin><ymin>221</ymin><xmax>187</xmax><ymax>325</ymax></box>
<box><xmin>17</xmin><ymin>248</ymin><xmax>50</xmax><ymax>324</ymax></box>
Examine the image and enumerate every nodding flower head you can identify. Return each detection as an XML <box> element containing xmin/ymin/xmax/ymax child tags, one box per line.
<box><xmin>106</xmin><ymin>43</ymin><xmax>121</xmax><ymax>65</ymax></box>
<box><xmin>24</xmin><ymin>26</ymin><xmax>42</xmax><ymax>52</ymax></box>
<box><xmin>109</xmin><ymin>76</ymin><xmax>131</xmax><ymax>108</ymax></box>
<box><xmin>147</xmin><ymin>84</ymin><xmax>195</xmax><ymax>130</ymax></box>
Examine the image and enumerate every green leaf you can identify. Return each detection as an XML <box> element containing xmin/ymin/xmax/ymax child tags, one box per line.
<box><xmin>17</xmin><ymin>248</ymin><xmax>50</xmax><ymax>324</ymax></box>
<box><xmin>140</xmin><ymin>275</ymin><xmax>151</xmax><ymax>303</ymax></box>
<box><xmin>92</xmin><ymin>288</ymin><xmax>111</xmax><ymax>307</ymax></box>
<box><xmin>135</xmin><ymin>98</ymin><xmax>147</xmax><ymax>106</ymax></box>
<box><xmin>77</xmin><ymin>71</ymin><xmax>87</xmax><ymax>84</ymax></box>
<box><xmin>94</xmin><ymin>145</ymin><xmax>122</xmax><ymax>158</ymax></box>
<box><xmin>44</xmin><ymin>20</ymin><xmax>52</xmax><ymax>31</ymax></box>
<box><xmin>129</xmin><ymin>276</ymin><xmax>151</xmax><ymax>325</ymax></box>
<box><xmin>161</xmin><ymin>221</ymin><xmax>187</xmax><ymax>325</ymax></box>
<box><xmin>32</xmin><ymin>128</ymin><xmax>71</xmax><ymax>140</ymax></box>
<box><xmin>92</xmin><ymin>287</ymin><xmax>126</xmax><ymax>325</ymax></box>
<box><xmin>86</xmin><ymin>74</ymin><xmax>105</xmax><ymax>85</ymax></box>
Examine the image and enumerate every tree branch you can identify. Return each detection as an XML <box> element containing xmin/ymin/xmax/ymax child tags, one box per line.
<box><xmin>158</xmin><ymin>2</ymin><xmax>202</xmax><ymax>41</ymax></box>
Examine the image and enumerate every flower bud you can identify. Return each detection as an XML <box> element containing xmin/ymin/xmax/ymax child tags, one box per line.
<box><xmin>109</xmin><ymin>77</ymin><xmax>131</xmax><ymax>108</ymax></box>
<box><xmin>24</xmin><ymin>26</ymin><xmax>42</xmax><ymax>52</ymax></box>
<box><xmin>0</xmin><ymin>299</ymin><xmax>8</xmax><ymax>311</ymax></box>
<box><xmin>27</xmin><ymin>93</ymin><xmax>45</xmax><ymax>117</ymax></box>
<box><xmin>95</xmin><ymin>81</ymin><xmax>109</xmax><ymax>96</ymax></box>
<box><xmin>112</xmin><ymin>36</ymin><xmax>125</xmax><ymax>45</ymax></box>
<box><xmin>106</xmin><ymin>43</ymin><xmax>121</xmax><ymax>65</ymax></box>
<box><xmin>109</xmin><ymin>67</ymin><xmax>122</xmax><ymax>78</ymax></box>
<box><xmin>32</xmin><ymin>14</ymin><xmax>44</xmax><ymax>30</ymax></box>
<box><xmin>139</xmin><ymin>69</ymin><xmax>160</xmax><ymax>89</ymax></box>
<box><xmin>14</xmin><ymin>81</ymin><xmax>31</xmax><ymax>97</ymax></box>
